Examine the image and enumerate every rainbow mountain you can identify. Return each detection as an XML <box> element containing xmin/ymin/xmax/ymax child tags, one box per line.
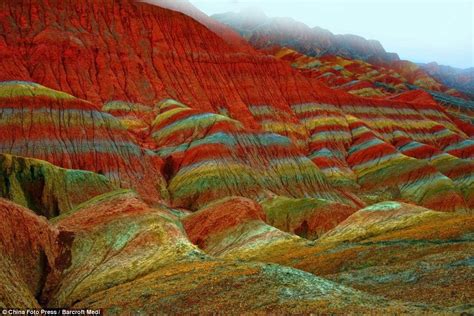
<box><xmin>0</xmin><ymin>0</ymin><xmax>473</xmax><ymax>313</ymax></box>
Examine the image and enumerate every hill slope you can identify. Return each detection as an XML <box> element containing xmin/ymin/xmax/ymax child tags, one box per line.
<box><xmin>0</xmin><ymin>0</ymin><xmax>473</xmax><ymax>313</ymax></box>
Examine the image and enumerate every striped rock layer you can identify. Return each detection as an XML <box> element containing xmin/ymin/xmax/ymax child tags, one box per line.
<box><xmin>0</xmin><ymin>81</ymin><xmax>167</xmax><ymax>203</ymax></box>
<box><xmin>0</xmin><ymin>0</ymin><xmax>472</xmax><ymax>212</ymax></box>
<box><xmin>0</xmin><ymin>1</ymin><xmax>473</xmax><ymax>313</ymax></box>
<box><xmin>151</xmin><ymin>101</ymin><xmax>362</xmax><ymax>210</ymax></box>
<box><xmin>182</xmin><ymin>196</ymin><xmax>301</xmax><ymax>256</ymax></box>
<box><xmin>2</xmin><ymin>191</ymin><xmax>442</xmax><ymax>314</ymax></box>
<box><xmin>0</xmin><ymin>153</ymin><xmax>115</xmax><ymax>218</ymax></box>
<box><xmin>270</xmin><ymin>47</ymin><xmax>464</xmax><ymax>98</ymax></box>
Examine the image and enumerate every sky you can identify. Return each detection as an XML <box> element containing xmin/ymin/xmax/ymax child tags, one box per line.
<box><xmin>189</xmin><ymin>0</ymin><xmax>474</xmax><ymax>69</ymax></box>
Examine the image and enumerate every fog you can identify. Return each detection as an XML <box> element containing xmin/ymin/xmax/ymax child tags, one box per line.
<box><xmin>189</xmin><ymin>0</ymin><xmax>473</xmax><ymax>69</ymax></box>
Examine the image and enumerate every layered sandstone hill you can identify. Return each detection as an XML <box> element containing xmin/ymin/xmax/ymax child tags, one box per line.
<box><xmin>269</xmin><ymin>47</ymin><xmax>464</xmax><ymax>98</ymax></box>
<box><xmin>0</xmin><ymin>165</ymin><xmax>445</xmax><ymax>313</ymax></box>
<box><xmin>0</xmin><ymin>0</ymin><xmax>473</xmax><ymax>313</ymax></box>
<box><xmin>0</xmin><ymin>81</ymin><xmax>167</xmax><ymax>203</ymax></box>
<box><xmin>1</xmin><ymin>0</ymin><xmax>471</xmax><ymax>213</ymax></box>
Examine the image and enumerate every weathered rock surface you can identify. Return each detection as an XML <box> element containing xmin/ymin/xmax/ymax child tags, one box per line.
<box><xmin>1</xmin><ymin>187</ymin><xmax>441</xmax><ymax>314</ymax></box>
<box><xmin>0</xmin><ymin>154</ymin><xmax>115</xmax><ymax>218</ymax></box>
<box><xmin>0</xmin><ymin>0</ymin><xmax>473</xmax><ymax>313</ymax></box>
<box><xmin>0</xmin><ymin>81</ymin><xmax>167</xmax><ymax>203</ymax></box>
<box><xmin>183</xmin><ymin>196</ymin><xmax>301</xmax><ymax>256</ymax></box>
<box><xmin>71</xmin><ymin>260</ymin><xmax>441</xmax><ymax>314</ymax></box>
<box><xmin>226</xmin><ymin>208</ymin><xmax>474</xmax><ymax>312</ymax></box>
<box><xmin>151</xmin><ymin>100</ymin><xmax>362</xmax><ymax>210</ymax></box>
<box><xmin>319</xmin><ymin>201</ymin><xmax>448</xmax><ymax>243</ymax></box>
<box><xmin>271</xmin><ymin>47</ymin><xmax>464</xmax><ymax>98</ymax></box>
<box><xmin>43</xmin><ymin>190</ymin><xmax>193</xmax><ymax>307</ymax></box>
<box><xmin>0</xmin><ymin>0</ymin><xmax>472</xmax><ymax>213</ymax></box>
<box><xmin>261</xmin><ymin>196</ymin><xmax>357</xmax><ymax>240</ymax></box>
<box><xmin>0</xmin><ymin>198</ymin><xmax>62</xmax><ymax>308</ymax></box>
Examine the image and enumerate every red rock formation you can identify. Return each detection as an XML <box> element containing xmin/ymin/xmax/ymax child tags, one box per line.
<box><xmin>0</xmin><ymin>1</ymin><xmax>473</xmax><ymax>313</ymax></box>
<box><xmin>141</xmin><ymin>0</ymin><xmax>255</xmax><ymax>53</ymax></box>
<box><xmin>0</xmin><ymin>198</ymin><xmax>65</xmax><ymax>307</ymax></box>
<box><xmin>0</xmin><ymin>0</ymin><xmax>471</xmax><ymax>212</ymax></box>
<box><xmin>182</xmin><ymin>197</ymin><xmax>267</xmax><ymax>249</ymax></box>
<box><xmin>0</xmin><ymin>81</ymin><xmax>167</xmax><ymax>203</ymax></box>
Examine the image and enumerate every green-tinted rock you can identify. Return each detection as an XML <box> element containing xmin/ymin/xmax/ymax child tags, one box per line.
<box><xmin>0</xmin><ymin>154</ymin><xmax>116</xmax><ymax>218</ymax></box>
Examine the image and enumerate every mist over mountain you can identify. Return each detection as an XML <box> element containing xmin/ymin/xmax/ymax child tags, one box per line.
<box><xmin>212</xmin><ymin>8</ymin><xmax>400</xmax><ymax>63</ymax></box>
<box><xmin>418</xmin><ymin>62</ymin><xmax>474</xmax><ymax>98</ymax></box>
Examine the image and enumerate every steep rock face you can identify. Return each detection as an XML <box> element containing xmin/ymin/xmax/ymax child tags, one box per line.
<box><xmin>141</xmin><ymin>0</ymin><xmax>255</xmax><ymax>53</ymax></box>
<box><xmin>212</xmin><ymin>9</ymin><xmax>399</xmax><ymax>62</ymax></box>
<box><xmin>0</xmin><ymin>81</ymin><xmax>167</xmax><ymax>203</ymax></box>
<box><xmin>0</xmin><ymin>154</ymin><xmax>115</xmax><ymax>218</ymax></box>
<box><xmin>0</xmin><ymin>198</ymin><xmax>64</xmax><ymax>308</ymax></box>
<box><xmin>0</xmin><ymin>0</ymin><xmax>334</xmax><ymax>126</ymax></box>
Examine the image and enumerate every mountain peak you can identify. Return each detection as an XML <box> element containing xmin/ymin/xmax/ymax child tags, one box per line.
<box><xmin>239</xmin><ymin>6</ymin><xmax>268</xmax><ymax>20</ymax></box>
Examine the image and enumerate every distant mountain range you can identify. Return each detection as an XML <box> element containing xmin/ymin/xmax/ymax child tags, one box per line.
<box><xmin>418</xmin><ymin>62</ymin><xmax>474</xmax><ymax>98</ymax></box>
<box><xmin>212</xmin><ymin>7</ymin><xmax>473</xmax><ymax>100</ymax></box>
<box><xmin>212</xmin><ymin>8</ymin><xmax>400</xmax><ymax>63</ymax></box>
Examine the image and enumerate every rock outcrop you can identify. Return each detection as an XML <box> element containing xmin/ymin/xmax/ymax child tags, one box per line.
<box><xmin>0</xmin><ymin>154</ymin><xmax>115</xmax><ymax>218</ymax></box>
<box><xmin>1</xmin><ymin>187</ymin><xmax>441</xmax><ymax>314</ymax></box>
<box><xmin>0</xmin><ymin>81</ymin><xmax>167</xmax><ymax>203</ymax></box>
<box><xmin>182</xmin><ymin>196</ymin><xmax>300</xmax><ymax>256</ymax></box>
<box><xmin>0</xmin><ymin>198</ymin><xmax>60</xmax><ymax>308</ymax></box>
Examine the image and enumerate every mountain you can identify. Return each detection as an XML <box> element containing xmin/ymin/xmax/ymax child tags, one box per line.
<box><xmin>269</xmin><ymin>47</ymin><xmax>457</xmax><ymax>97</ymax></box>
<box><xmin>212</xmin><ymin>8</ymin><xmax>400</xmax><ymax>62</ymax></box>
<box><xmin>213</xmin><ymin>9</ymin><xmax>473</xmax><ymax>101</ymax></box>
<box><xmin>419</xmin><ymin>62</ymin><xmax>474</xmax><ymax>99</ymax></box>
<box><xmin>0</xmin><ymin>0</ymin><xmax>473</xmax><ymax>313</ymax></box>
<box><xmin>140</xmin><ymin>0</ymin><xmax>256</xmax><ymax>52</ymax></box>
